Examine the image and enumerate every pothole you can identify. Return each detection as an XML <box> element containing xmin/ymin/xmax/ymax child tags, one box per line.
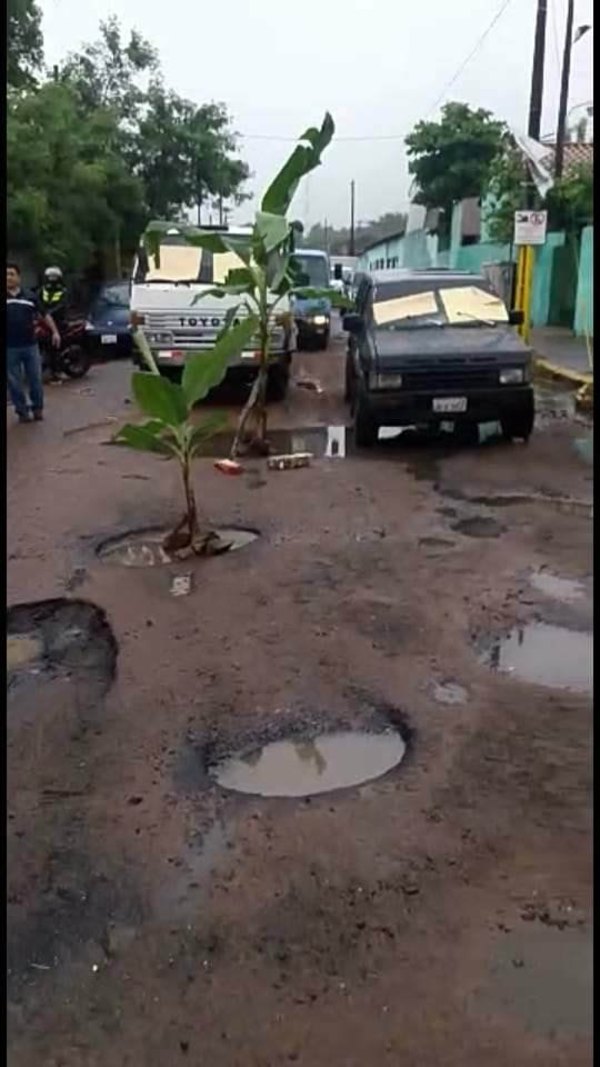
<box><xmin>452</xmin><ymin>516</ymin><xmax>505</xmax><ymax>538</ymax></box>
<box><xmin>530</xmin><ymin>569</ymin><xmax>585</xmax><ymax>603</ymax></box>
<box><xmin>97</xmin><ymin>526</ymin><xmax>258</xmax><ymax>567</ymax></box>
<box><xmin>210</xmin><ymin>729</ymin><xmax>406</xmax><ymax>798</ymax></box>
<box><xmin>7</xmin><ymin>598</ymin><xmax>117</xmax><ymax>690</ymax></box>
<box><xmin>480</xmin><ymin>623</ymin><xmax>592</xmax><ymax>693</ymax></box>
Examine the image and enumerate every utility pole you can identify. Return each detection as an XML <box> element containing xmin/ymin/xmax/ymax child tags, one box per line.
<box><xmin>528</xmin><ymin>0</ymin><xmax>547</xmax><ymax>141</ymax></box>
<box><xmin>515</xmin><ymin>0</ymin><xmax>548</xmax><ymax>342</ymax></box>
<box><xmin>555</xmin><ymin>0</ymin><xmax>575</xmax><ymax>179</ymax></box>
<box><xmin>349</xmin><ymin>181</ymin><xmax>356</xmax><ymax>257</ymax></box>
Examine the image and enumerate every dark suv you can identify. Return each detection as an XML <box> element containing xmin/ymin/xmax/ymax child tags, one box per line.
<box><xmin>343</xmin><ymin>268</ymin><xmax>534</xmax><ymax>446</ymax></box>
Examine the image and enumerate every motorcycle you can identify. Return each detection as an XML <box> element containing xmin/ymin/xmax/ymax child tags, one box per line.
<box><xmin>36</xmin><ymin>316</ymin><xmax>91</xmax><ymax>380</ymax></box>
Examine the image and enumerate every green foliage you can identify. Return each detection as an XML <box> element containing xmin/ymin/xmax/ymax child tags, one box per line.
<box><xmin>484</xmin><ymin>139</ymin><xmax>594</xmax><ymax>244</ymax></box>
<box><xmin>405</xmin><ymin>102</ymin><xmax>506</xmax><ymax>211</ymax></box>
<box><xmin>142</xmin><ymin>114</ymin><xmax>337</xmax><ymax>455</ymax></box>
<box><xmin>7</xmin><ymin>82</ymin><xmax>147</xmax><ymax>271</ymax></box>
<box><xmin>8</xmin><ymin>0</ymin><xmax>43</xmax><ymax>87</ymax></box>
<box><xmin>7</xmin><ymin>15</ymin><xmax>249</xmax><ymax>276</ymax></box>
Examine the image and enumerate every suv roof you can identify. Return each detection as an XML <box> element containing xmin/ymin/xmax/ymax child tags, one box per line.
<box><xmin>369</xmin><ymin>267</ymin><xmax>483</xmax><ymax>284</ymax></box>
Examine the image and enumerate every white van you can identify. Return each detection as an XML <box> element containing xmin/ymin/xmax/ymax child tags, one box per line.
<box><xmin>130</xmin><ymin>223</ymin><xmax>295</xmax><ymax>398</ymax></box>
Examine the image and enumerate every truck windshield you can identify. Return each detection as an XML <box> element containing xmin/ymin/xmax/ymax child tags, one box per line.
<box><xmin>133</xmin><ymin>239</ymin><xmax>245</xmax><ymax>285</ymax></box>
<box><xmin>372</xmin><ymin>284</ymin><xmax>508</xmax><ymax>329</ymax></box>
<box><xmin>293</xmin><ymin>254</ymin><xmax>330</xmax><ymax>289</ymax></box>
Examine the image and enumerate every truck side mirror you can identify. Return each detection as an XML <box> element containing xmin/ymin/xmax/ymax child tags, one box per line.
<box><xmin>333</xmin><ymin>264</ymin><xmax>343</xmax><ymax>280</ymax></box>
<box><xmin>509</xmin><ymin>309</ymin><xmax>524</xmax><ymax>326</ymax></box>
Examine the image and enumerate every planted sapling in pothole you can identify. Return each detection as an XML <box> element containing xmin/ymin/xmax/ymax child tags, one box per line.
<box><xmin>142</xmin><ymin>112</ymin><xmax>348</xmax><ymax>460</ymax></box>
<box><xmin>113</xmin><ymin>319</ymin><xmax>256</xmax><ymax>558</ymax></box>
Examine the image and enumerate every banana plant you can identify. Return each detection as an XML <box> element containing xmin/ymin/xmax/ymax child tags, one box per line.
<box><xmin>143</xmin><ymin>113</ymin><xmax>347</xmax><ymax>458</ymax></box>
<box><xmin>113</xmin><ymin>316</ymin><xmax>257</xmax><ymax>556</ymax></box>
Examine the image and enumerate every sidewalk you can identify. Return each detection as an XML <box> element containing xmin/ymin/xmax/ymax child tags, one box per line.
<box><xmin>531</xmin><ymin>326</ymin><xmax>593</xmax><ymax>381</ymax></box>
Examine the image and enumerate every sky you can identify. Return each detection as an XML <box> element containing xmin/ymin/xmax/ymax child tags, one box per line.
<box><xmin>40</xmin><ymin>0</ymin><xmax>593</xmax><ymax>230</ymax></box>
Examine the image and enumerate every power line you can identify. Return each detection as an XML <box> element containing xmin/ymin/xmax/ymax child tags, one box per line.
<box><xmin>239</xmin><ymin>0</ymin><xmax>514</xmax><ymax>145</ymax></box>
<box><xmin>426</xmin><ymin>0</ymin><xmax>514</xmax><ymax>116</ymax></box>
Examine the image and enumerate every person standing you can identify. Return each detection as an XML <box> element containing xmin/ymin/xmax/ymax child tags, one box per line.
<box><xmin>6</xmin><ymin>262</ymin><xmax>61</xmax><ymax>423</ymax></box>
<box><xmin>39</xmin><ymin>266</ymin><xmax>69</xmax><ymax>382</ymax></box>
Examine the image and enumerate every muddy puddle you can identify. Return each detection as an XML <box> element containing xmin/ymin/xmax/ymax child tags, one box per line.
<box><xmin>210</xmin><ymin>730</ymin><xmax>406</xmax><ymax>798</ymax></box>
<box><xmin>481</xmin><ymin>623</ymin><xmax>592</xmax><ymax>693</ymax></box>
<box><xmin>97</xmin><ymin>526</ymin><xmax>258</xmax><ymax>567</ymax></box>
<box><xmin>530</xmin><ymin>569</ymin><xmax>586</xmax><ymax>603</ymax></box>
<box><xmin>452</xmin><ymin>516</ymin><xmax>505</xmax><ymax>538</ymax></box>
<box><xmin>7</xmin><ymin>634</ymin><xmax>44</xmax><ymax>672</ymax></box>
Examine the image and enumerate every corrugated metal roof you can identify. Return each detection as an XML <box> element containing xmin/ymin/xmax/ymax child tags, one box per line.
<box><xmin>541</xmin><ymin>142</ymin><xmax>594</xmax><ymax>174</ymax></box>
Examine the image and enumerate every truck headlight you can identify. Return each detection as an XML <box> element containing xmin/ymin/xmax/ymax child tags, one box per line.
<box><xmin>311</xmin><ymin>314</ymin><xmax>329</xmax><ymax>326</ymax></box>
<box><xmin>499</xmin><ymin>367</ymin><xmax>525</xmax><ymax>384</ymax></box>
<box><xmin>372</xmin><ymin>372</ymin><xmax>403</xmax><ymax>389</ymax></box>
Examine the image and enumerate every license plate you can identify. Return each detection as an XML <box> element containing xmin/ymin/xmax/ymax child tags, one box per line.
<box><xmin>101</xmin><ymin>334</ymin><xmax>117</xmax><ymax>344</ymax></box>
<box><xmin>433</xmin><ymin>397</ymin><xmax>467</xmax><ymax>413</ymax></box>
<box><xmin>159</xmin><ymin>350</ymin><xmax>185</xmax><ymax>365</ymax></box>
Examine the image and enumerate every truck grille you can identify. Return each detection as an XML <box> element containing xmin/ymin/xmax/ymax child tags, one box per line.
<box><xmin>144</xmin><ymin>312</ymin><xmax>283</xmax><ymax>350</ymax></box>
<box><xmin>401</xmin><ymin>363</ymin><xmax>498</xmax><ymax>391</ymax></box>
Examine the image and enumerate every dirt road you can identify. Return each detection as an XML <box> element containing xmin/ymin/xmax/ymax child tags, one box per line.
<box><xmin>7</xmin><ymin>327</ymin><xmax>593</xmax><ymax>1066</ymax></box>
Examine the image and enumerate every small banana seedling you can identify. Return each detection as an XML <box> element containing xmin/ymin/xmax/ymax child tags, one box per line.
<box><xmin>113</xmin><ymin>317</ymin><xmax>256</xmax><ymax>556</ymax></box>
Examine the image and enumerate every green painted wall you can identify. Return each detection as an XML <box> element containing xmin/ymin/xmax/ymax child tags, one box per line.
<box><xmin>574</xmin><ymin>226</ymin><xmax>593</xmax><ymax>338</ymax></box>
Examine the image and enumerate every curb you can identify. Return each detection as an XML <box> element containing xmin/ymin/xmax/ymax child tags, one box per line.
<box><xmin>533</xmin><ymin>356</ymin><xmax>593</xmax><ymax>389</ymax></box>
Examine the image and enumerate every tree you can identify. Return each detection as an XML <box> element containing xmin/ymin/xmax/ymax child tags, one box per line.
<box><xmin>405</xmin><ymin>103</ymin><xmax>505</xmax><ymax>223</ymax></box>
<box><xmin>114</xmin><ymin>322</ymin><xmax>256</xmax><ymax>556</ymax></box>
<box><xmin>7</xmin><ymin>0</ymin><xmax>43</xmax><ymax>87</ymax></box>
<box><xmin>143</xmin><ymin>113</ymin><xmax>339</xmax><ymax>458</ymax></box>
<box><xmin>59</xmin><ymin>16</ymin><xmax>158</xmax><ymax>125</ymax></box>
<box><xmin>136</xmin><ymin>87</ymin><xmax>249</xmax><ymax>221</ymax></box>
<box><xmin>484</xmin><ymin>138</ymin><xmax>594</xmax><ymax>243</ymax></box>
<box><xmin>7</xmin><ymin>82</ymin><xmax>147</xmax><ymax>274</ymax></box>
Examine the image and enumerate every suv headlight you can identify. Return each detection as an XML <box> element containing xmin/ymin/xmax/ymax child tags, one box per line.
<box><xmin>311</xmin><ymin>314</ymin><xmax>329</xmax><ymax>326</ymax></box>
<box><xmin>372</xmin><ymin>372</ymin><xmax>403</xmax><ymax>389</ymax></box>
<box><xmin>499</xmin><ymin>367</ymin><xmax>525</xmax><ymax>384</ymax></box>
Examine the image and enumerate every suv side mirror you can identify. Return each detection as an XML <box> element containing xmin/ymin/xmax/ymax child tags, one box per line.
<box><xmin>509</xmin><ymin>309</ymin><xmax>524</xmax><ymax>326</ymax></box>
<box><xmin>342</xmin><ymin>312</ymin><xmax>362</xmax><ymax>335</ymax></box>
<box><xmin>333</xmin><ymin>264</ymin><xmax>343</xmax><ymax>281</ymax></box>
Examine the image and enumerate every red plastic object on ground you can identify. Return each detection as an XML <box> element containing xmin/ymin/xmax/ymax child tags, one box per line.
<box><xmin>214</xmin><ymin>459</ymin><xmax>244</xmax><ymax>475</ymax></box>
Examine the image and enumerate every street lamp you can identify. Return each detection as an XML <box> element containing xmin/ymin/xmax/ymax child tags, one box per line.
<box><xmin>555</xmin><ymin>7</ymin><xmax>592</xmax><ymax>178</ymax></box>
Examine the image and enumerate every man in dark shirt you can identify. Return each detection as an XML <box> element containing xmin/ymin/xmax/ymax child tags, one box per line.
<box><xmin>6</xmin><ymin>262</ymin><xmax>61</xmax><ymax>423</ymax></box>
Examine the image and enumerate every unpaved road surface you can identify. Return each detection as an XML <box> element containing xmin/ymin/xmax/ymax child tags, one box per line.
<box><xmin>7</xmin><ymin>325</ymin><xmax>593</xmax><ymax>1066</ymax></box>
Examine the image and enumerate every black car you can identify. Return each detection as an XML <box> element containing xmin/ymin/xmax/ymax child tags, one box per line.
<box><xmin>343</xmin><ymin>268</ymin><xmax>534</xmax><ymax>446</ymax></box>
<box><xmin>85</xmin><ymin>281</ymin><xmax>132</xmax><ymax>358</ymax></box>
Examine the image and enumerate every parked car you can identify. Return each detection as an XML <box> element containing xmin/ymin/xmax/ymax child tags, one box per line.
<box><xmin>85</xmin><ymin>281</ymin><xmax>132</xmax><ymax>359</ymax></box>
<box><xmin>343</xmin><ymin>268</ymin><xmax>533</xmax><ymax>447</ymax></box>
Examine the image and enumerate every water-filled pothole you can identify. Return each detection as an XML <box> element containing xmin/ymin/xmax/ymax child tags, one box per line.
<box><xmin>530</xmin><ymin>569</ymin><xmax>585</xmax><ymax>603</ymax></box>
<box><xmin>7</xmin><ymin>634</ymin><xmax>44</xmax><ymax>671</ymax></box>
<box><xmin>97</xmin><ymin>526</ymin><xmax>258</xmax><ymax>567</ymax></box>
<box><xmin>210</xmin><ymin>730</ymin><xmax>406</xmax><ymax>798</ymax></box>
<box><xmin>481</xmin><ymin>623</ymin><xmax>592</xmax><ymax>693</ymax></box>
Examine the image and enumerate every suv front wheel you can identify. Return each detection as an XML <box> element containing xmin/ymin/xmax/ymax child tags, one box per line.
<box><xmin>353</xmin><ymin>389</ymin><xmax>379</xmax><ymax>447</ymax></box>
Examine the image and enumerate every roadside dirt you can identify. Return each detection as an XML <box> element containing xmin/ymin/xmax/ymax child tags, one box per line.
<box><xmin>7</xmin><ymin>327</ymin><xmax>593</xmax><ymax>1066</ymax></box>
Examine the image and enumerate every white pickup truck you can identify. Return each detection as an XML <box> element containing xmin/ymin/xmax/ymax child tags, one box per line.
<box><xmin>130</xmin><ymin>223</ymin><xmax>295</xmax><ymax>399</ymax></box>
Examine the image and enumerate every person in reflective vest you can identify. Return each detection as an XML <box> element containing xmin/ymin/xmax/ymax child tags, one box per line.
<box><xmin>39</xmin><ymin>266</ymin><xmax>68</xmax><ymax>381</ymax></box>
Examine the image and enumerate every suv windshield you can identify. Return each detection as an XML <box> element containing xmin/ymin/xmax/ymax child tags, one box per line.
<box><xmin>372</xmin><ymin>282</ymin><xmax>508</xmax><ymax>329</ymax></box>
<box><xmin>293</xmin><ymin>254</ymin><xmax>330</xmax><ymax>289</ymax></box>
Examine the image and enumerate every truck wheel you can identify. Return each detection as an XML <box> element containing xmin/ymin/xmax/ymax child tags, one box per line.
<box><xmin>354</xmin><ymin>392</ymin><xmax>379</xmax><ymax>447</ymax></box>
<box><xmin>501</xmin><ymin>407</ymin><xmax>535</xmax><ymax>442</ymax></box>
<box><xmin>268</xmin><ymin>364</ymin><xmax>289</xmax><ymax>402</ymax></box>
<box><xmin>452</xmin><ymin>420</ymin><xmax>479</xmax><ymax>446</ymax></box>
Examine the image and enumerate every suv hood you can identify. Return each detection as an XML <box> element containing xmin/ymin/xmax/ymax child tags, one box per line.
<box><xmin>374</xmin><ymin>325</ymin><xmax>531</xmax><ymax>367</ymax></box>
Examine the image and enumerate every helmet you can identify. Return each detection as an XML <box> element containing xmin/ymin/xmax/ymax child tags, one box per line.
<box><xmin>44</xmin><ymin>266</ymin><xmax>63</xmax><ymax>283</ymax></box>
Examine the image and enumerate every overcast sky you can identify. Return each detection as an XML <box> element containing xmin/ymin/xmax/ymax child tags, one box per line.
<box><xmin>41</xmin><ymin>0</ymin><xmax>593</xmax><ymax>230</ymax></box>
